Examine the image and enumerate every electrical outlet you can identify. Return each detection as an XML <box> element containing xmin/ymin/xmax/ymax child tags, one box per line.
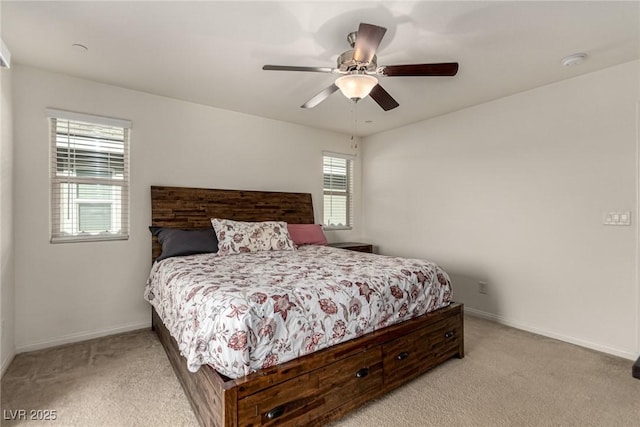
<box><xmin>478</xmin><ymin>282</ymin><xmax>488</xmax><ymax>294</ymax></box>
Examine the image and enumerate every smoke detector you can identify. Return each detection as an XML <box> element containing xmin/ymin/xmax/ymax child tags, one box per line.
<box><xmin>561</xmin><ymin>53</ymin><xmax>587</xmax><ymax>67</ymax></box>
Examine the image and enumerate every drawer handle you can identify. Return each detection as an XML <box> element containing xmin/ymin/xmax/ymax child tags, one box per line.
<box><xmin>444</xmin><ymin>331</ymin><xmax>455</xmax><ymax>339</ymax></box>
<box><xmin>265</xmin><ymin>405</ymin><xmax>285</xmax><ymax>420</ymax></box>
<box><xmin>355</xmin><ymin>368</ymin><xmax>369</xmax><ymax>378</ymax></box>
<box><xmin>396</xmin><ymin>351</ymin><xmax>410</xmax><ymax>361</ymax></box>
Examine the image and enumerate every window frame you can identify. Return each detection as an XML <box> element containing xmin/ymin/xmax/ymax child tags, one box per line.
<box><xmin>47</xmin><ymin>108</ymin><xmax>131</xmax><ymax>243</ymax></box>
<box><xmin>322</xmin><ymin>151</ymin><xmax>355</xmax><ymax>231</ymax></box>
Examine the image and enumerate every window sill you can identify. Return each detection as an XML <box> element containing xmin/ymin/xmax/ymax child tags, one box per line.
<box><xmin>323</xmin><ymin>226</ymin><xmax>353</xmax><ymax>231</ymax></box>
<box><xmin>50</xmin><ymin>234</ymin><xmax>129</xmax><ymax>244</ymax></box>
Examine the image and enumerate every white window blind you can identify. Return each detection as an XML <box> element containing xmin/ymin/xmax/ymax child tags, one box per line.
<box><xmin>48</xmin><ymin>109</ymin><xmax>131</xmax><ymax>243</ymax></box>
<box><xmin>323</xmin><ymin>152</ymin><xmax>354</xmax><ymax>229</ymax></box>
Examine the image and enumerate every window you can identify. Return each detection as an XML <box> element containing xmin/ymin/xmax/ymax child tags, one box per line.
<box><xmin>323</xmin><ymin>152</ymin><xmax>354</xmax><ymax>229</ymax></box>
<box><xmin>47</xmin><ymin>109</ymin><xmax>131</xmax><ymax>243</ymax></box>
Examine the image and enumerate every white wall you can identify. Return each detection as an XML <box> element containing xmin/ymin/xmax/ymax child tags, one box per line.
<box><xmin>362</xmin><ymin>60</ymin><xmax>640</xmax><ymax>360</ymax></box>
<box><xmin>12</xmin><ymin>64</ymin><xmax>362</xmax><ymax>351</ymax></box>
<box><xmin>0</xmin><ymin>55</ymin><xmax>14</xmax><ymax>374</ymax></box>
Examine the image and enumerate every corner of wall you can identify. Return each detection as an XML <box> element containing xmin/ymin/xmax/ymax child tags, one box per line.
<box><xmin>636</xmin><ymin>99</ymin><xmax>640</xmax><ymax>358</ymax></box>
<box><xmin>1</xmin><ymin>348</ymin><xmax>15</xmax><ymax>378</ymax></box>
<box><xmin>0</xmin><ymin>58</ymin><xmax>16</xmax><ymax>376</ymax></box>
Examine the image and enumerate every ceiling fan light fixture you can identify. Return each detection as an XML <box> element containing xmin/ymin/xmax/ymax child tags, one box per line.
<box><xmin>335</xmin><ymin>74</ymin><xmax>378</xmax><ymax>101</ymax></box>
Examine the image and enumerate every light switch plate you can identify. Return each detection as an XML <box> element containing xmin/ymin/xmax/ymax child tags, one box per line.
<box><xmin>603</xmin><ymin>211</ymin><xmax>631</xmax><ymax>226</ymax></box>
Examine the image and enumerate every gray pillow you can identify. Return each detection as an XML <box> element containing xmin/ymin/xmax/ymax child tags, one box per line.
<box><xmin>150</xmin><ymin>226</ymin><xmax>218</xmax><ymax>261</ymax></box>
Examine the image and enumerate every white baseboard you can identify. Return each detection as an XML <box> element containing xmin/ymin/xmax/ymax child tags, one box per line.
<box><xmin>1</xmin><ymin>349</ymin><xmax>15</xmax><ymax>378</ymax></box>
<box><xmin>464</xmin><ymin>307</ymin><xmax>637</xmax><ymax>361</ymax></box>
<box><xmin>15</xmin><ymin>320</ymin><xmax>151</xmax><ymax>354</ymax></box>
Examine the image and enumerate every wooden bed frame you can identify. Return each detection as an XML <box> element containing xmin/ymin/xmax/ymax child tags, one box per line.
<box><xmin>150</xmin><ymin>185</ymin><xmax>464</xmax><ymax>426</ymax></box>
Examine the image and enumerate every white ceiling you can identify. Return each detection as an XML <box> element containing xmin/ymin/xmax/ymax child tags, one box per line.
<box><xmin>2</xmin><ymin>1</ymin><xmax>639</xmax><ymax>136</ymax></box>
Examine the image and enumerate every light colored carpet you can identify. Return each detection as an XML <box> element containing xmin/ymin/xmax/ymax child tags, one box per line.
<box><xmin>2</xmin><ymin>316</ymin><xmax>639</xmax><ymax>426</ymax></box>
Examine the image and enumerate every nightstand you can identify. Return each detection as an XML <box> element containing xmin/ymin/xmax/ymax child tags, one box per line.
<box><xmin>328</xmin><ymin>242</ymin><xmax>373</xmax><ymax>253</ymax></box>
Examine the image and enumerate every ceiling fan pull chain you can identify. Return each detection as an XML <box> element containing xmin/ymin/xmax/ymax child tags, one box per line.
<box><xmin>350</xmin><ymin>102</ymin><xmax>355</xmax><ymax>140</ymax></box>
<box><xmin>354</xmin><ymin>102</ymin><xmax>358</xmax><ymax>141</ymax></box>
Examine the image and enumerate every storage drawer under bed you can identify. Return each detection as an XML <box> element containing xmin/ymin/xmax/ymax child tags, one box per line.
<box><xmin>382</xmin><ymin>313</ymin><xmax>462</xmax><ymax>390</ymax></box>
<box><xmin>237</xmin><ymin>348</ymin><xmax>383</xmax><ymax>426</ymax></box>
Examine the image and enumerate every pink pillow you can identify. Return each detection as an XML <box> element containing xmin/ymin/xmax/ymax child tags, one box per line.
<box><xmin>287</xmin><ymin>224</ymin><xmax>328</xmax><ymax>246</ymax></box>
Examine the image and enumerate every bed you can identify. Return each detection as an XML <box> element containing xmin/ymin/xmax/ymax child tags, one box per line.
<box><xmin>148</xmin><ymin>185</ymin><xmax>464</xmax><ymax>426</ymax></box>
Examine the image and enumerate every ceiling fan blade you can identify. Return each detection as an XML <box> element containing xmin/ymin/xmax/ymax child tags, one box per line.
<box><xmin>353</xmin><ymin>23</ymin><xmax>387</xmax><ymax>64</ymax></box>
<box><xmin>301</xmin><ymin>84</ymin><xmax>340</xmax><ymax>109</ymax></box>
<box><xmin>379</xmin><ymin>62</ymin><xmax>459</xmax><ymax>77</ymax></box>
<box><xmin>263</xmin><ymin>65</ymin><xmax>335</xmax><ymax>73</ymax></box>
<box><xmin>369</xmin><ymin>84</ymin><xmax>399</xmax><ymax>111</ymax></box>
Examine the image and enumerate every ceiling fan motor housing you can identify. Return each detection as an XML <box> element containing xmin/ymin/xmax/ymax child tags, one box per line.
<box><xmin>337</xmin><ymin>50</ymin><xmax>377</xmax><ymax>72</ymax></box>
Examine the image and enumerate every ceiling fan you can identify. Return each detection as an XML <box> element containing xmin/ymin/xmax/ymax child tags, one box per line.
<box><xmin>263</xmin><ymin>23</ymin><xmax>459</xmax><ymax>111</ymax></box>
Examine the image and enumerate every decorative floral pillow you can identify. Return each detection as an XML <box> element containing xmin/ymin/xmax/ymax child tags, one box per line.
<box><xmin>211</xmin><ymin>218</ymin><xmax>296</xmax><ymax>256</ymax></box>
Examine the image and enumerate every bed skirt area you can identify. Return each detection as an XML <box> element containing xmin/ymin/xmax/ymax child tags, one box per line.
<box><xmin>152</xmin><ymin>303</ymin><xmax>464</xmax><ymax>427</ymax></box>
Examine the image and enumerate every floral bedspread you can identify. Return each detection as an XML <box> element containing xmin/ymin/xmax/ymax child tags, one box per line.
<box><xmin>144</xmin><ymin>245</ymin><xmax>452</xmax><ymax>378</ymax></box>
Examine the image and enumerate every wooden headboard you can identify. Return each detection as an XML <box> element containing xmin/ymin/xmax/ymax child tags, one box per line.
<box><xmin>150</xmin><ymin>186</ymin><xmax>315</xmax><ymax>260</ymax></box>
